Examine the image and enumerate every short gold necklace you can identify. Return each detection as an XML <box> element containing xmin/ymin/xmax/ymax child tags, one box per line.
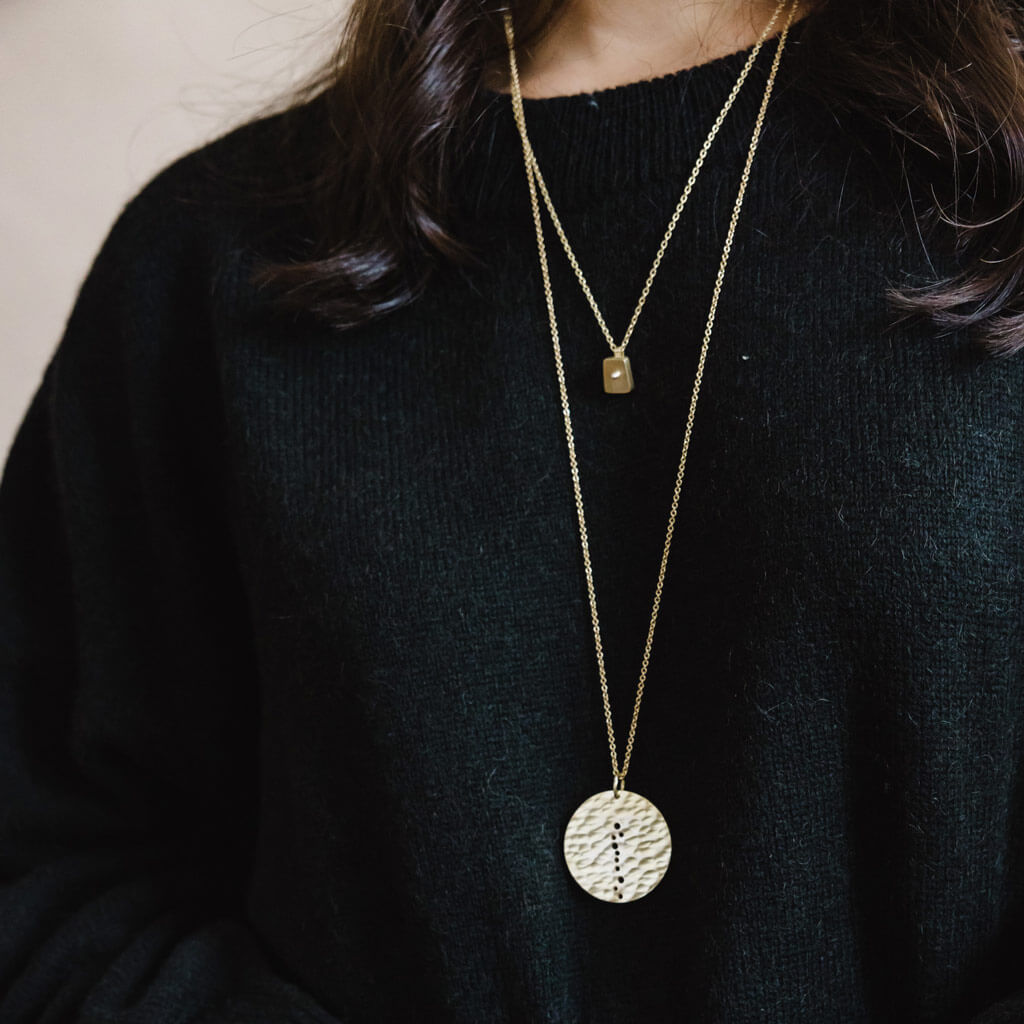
<box><xmin>504</xmin><ymin>2</ymin><xmax>799</xmax><ymax>902</ymax></box>
<box><xmin>506</xmin><ymin>5</ymin><xmax>793</xmax><ymax>394</ymax></box>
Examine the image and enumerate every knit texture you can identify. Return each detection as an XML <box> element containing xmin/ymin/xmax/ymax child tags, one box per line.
<box><xmin>3</xmin><ymin>20</ymin><xmax>1024</xmax><ymax>1022</ymax></box>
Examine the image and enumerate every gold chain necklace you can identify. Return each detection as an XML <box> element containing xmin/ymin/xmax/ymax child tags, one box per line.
<box><xmin>503</xmin><ymin>1</ymin><xmax>799</xmax><ymax>902</ymax></box>
<box><xmin>506</xmin><ymin>5</ymin><xmax>789</xmax><ymax>395</ymax></box>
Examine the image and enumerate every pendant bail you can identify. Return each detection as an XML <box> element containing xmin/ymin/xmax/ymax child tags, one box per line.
<box><xmin>612</xmin><ymin>773</ymin><xmax>626</xmax><ymax>797</ymax></box>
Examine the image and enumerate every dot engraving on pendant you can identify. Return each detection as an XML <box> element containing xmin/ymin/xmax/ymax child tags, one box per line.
<box><xmin>563</xmin><ymin>790</ymin><xmax>671</xmax><ymax>902</ymax></box>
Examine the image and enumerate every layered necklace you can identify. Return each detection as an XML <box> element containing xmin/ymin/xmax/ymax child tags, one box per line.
<box><xmin>503</xmin><ymin>0</ymin><xmax>800</xmax><ymax>902</ymax></box>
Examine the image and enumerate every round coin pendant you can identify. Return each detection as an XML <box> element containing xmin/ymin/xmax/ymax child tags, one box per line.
<box><xmin>563</xmin><ymin>790</ymin><xmax>671</xmax><ymax>902</ymax></box>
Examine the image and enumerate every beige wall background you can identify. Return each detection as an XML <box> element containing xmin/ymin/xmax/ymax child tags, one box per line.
<box><xmin>1</xmin><ymin>0</ymin><xmax>348</xmax><ymax>460</ymax></box>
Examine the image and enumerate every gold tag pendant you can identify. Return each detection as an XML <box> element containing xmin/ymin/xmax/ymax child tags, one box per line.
<box><xmin>603</xmin><ymin>355</ymin><xmax>634</xmax><ymax>394</ymax></box>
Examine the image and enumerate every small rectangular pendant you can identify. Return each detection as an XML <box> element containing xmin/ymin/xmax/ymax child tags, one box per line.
<box><xmin>603</xmin><ymin>356</ymin><xmax>634</xmax><ymax>394</ymax></box>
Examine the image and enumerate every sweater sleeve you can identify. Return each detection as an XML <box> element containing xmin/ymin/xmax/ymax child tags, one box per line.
<box><xmin>972</xmin><ymin>995</ymin><xmax>1024</xmax><ymax>1022</ymax></box>
<box><xmin>0</xmin><ymin>168</ymin><xmax>342</xmax><ymax>1023</ymax></box>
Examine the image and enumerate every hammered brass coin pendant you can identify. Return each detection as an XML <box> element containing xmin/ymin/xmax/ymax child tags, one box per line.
<box><xmin>564</xmin><ymin>790</ymin><xmax>671</xmax><ymax>902</ymax></box>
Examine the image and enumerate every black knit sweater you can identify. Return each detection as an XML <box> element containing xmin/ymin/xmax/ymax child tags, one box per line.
<box><xmin>4</xmin><ymin>21</ymin><xmax>1024</xmax><ymax>1023</ymax></box>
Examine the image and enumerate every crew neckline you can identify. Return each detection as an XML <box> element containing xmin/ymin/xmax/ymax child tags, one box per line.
<box><xmin>480</xmin><ymin>13</ymin><xmax>811</xmax><ymax>109</ymax></box>
<box><xmin>456</xmin><ymin>15</ymin><xmax>814</xmax><ymax>221</ymax></box>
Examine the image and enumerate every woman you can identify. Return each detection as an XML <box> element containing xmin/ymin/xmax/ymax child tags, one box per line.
<box><xmin>2</xmin><ymin>0</ymin><xmax>1024</xmax><ymax>1020</ymax></box>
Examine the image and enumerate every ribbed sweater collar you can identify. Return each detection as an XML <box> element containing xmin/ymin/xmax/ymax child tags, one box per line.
<box><xmin>455</xmin><ymin>15</ymin><xmax>814</xmax><ymax>220</ymax></box>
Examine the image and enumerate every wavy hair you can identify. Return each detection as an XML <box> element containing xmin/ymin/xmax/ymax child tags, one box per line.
<box><xmin>253</xmin><ymin>0</ymin><xmax>1024</xmax><ymax>355</ymax></box>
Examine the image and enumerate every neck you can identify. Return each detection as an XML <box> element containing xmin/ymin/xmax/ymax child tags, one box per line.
<box><xmin>493</xmin><ymin>0</ymin><xmax>800</xmax><ymax>99</ymax></box>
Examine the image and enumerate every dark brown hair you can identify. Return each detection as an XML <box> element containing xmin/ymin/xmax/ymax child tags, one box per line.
<box><xmin>255</xmin><ymin>0</ymin><xmax>1024</xmax><ymax>355</ymax></box>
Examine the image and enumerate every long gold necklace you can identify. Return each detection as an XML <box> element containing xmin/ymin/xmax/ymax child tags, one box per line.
<box><xmin>504</xmin><ymin>1</ymin><xmax>799</xmax><ymax>902</ymax></box>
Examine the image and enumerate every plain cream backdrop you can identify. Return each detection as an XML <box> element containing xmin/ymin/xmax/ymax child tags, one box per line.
<box><xmin>1</xmin><ymin>0</ymin><xmax>348</xmax><ymax>459</ymax></box>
